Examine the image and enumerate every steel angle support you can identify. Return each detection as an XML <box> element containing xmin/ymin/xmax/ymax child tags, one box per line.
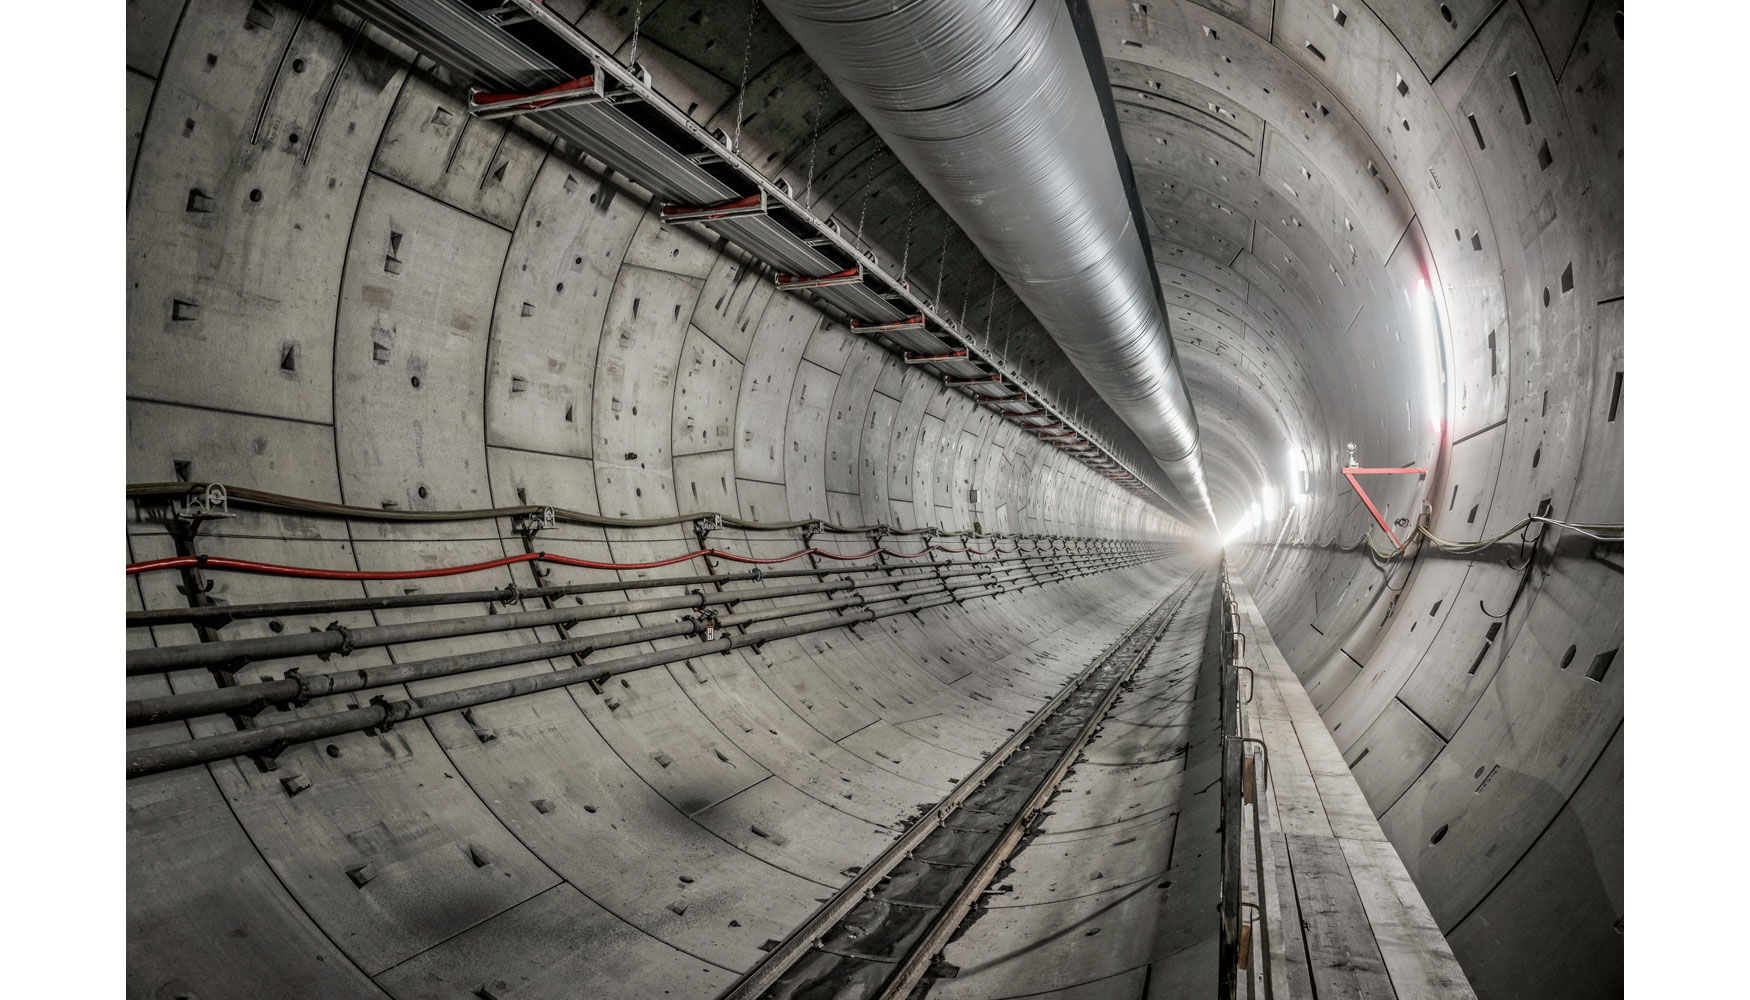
<box><xmin>903</xmin><ymin>349</ymin><xmax>968</xmax><ymax>365</ymax></box>
<box><xmin>475</xmin><ymin>2</ymin><xmax>533</xmax><ymax>27</ymax></box>
<box><xmin>1340</xmin><ymin>466</ymin><xmax>1428</xmax><ymax>546</ymax></box>
<box><xmin>944</xmin><ymin>373</ymin><xmax>1004</xmax><ymax>385</ymax></box>
<box><xmin>970</xmin><ymin>393</ymin><xmax>1028</xmax><ymax>406</ymax></box>
<box><xmin>661</xmin><ymin>191</ymin><xmax>766</xmax><ymax>224</ymax></box>
<box><xmin>775</xmin><ymin>266</ymin><xmax>862</xmax><ymax>291</ymax></box>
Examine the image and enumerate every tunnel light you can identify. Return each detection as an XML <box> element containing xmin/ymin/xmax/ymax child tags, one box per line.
<box><xmin>1411</xmin><ymin>274</ymin><xmax>1447</xmax><ymax>440</ymax></box>
<box><xmin>1261</xmin><ymin>484</ymin><xmax>1280</xmax><ymax>522</ymax></box>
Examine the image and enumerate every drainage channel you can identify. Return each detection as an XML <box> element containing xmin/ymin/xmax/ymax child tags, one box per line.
<box><xmin>721</xmin><ymin>572</ymin><xmax>1207</xmax><ymax>1000</ymax></box>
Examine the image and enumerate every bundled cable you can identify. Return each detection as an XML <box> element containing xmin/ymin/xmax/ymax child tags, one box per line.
<box><xmin>124</xmin><ymin>543</ymin><xmax>1039</xmax><ymax>580</ymax></box>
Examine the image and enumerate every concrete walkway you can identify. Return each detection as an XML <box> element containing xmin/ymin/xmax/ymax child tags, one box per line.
<box><xmin>1231</xmin><ymin>574</ymin><xmax>1475</xmax><ymax>1000</ymax></box>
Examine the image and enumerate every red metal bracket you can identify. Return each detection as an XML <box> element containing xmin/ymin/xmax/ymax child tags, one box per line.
<box><xmin>971</xmin><ymin>393</ymin><xmax>1028</xmax><ymax>406</ymax></box>
<box><xmin>999</xmin><ymin>410</ymin><xmax>1047</xmax><ymax>419</ymax></box>
<box><xmin>851</xmin><ymin>315</ymin><xmax>925</xmax><ymax>334</ymax></box>
<box><xmin>661</xmin><ymin>191</ymin><xmax>766</xmax><ymax>224</ymax></box>
<box><xmin>944</xmin><ymin>374</ymin><xmax>1004</xmax><ymax>385</ymax></box>
<box><xmin>775</xmin><ymin>266</ymin><xmax>861</xmax><ymax>290</ymax></box>
<box><xmin>469</xmin><ymin>75</ymin><xmax>602</xmax><ymax>118</ymax></box>
<box><xmin>1341</xmin><ymin>466</ymin><xmax>1427</xmax><ymax>547</ymax></box>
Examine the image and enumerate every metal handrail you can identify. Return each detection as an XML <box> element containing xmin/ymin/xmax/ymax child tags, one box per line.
<box><xmin>1219</xmin><ymin>572</ymin><xmax>1273</xmax><ymax>999</ymax></box>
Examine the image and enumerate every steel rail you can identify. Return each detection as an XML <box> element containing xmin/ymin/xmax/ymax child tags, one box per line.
<box><xmin>868</xmin><ymin>583</ymin><xmax>1193</xmax><ymax>1000</ymax></box>
<box><xmin>717</xmin><ymin>572</ymin><xmax>1202</xmax><ymax>1000</ymax></box>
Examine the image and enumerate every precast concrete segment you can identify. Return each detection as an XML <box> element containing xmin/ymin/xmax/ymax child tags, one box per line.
<box><xmin>762</xmin><ymin>0</ymin><xmax>1213</xmax><ymax>523</ymax></box>
<box><xmin>731</xmin><ymin>569</ymin><xmax>1210</xmax><ymax>1000</ymax></box>
<box><xmin>128</xmin><ymin>552</ymin><xmax>1193</xmax><ymax>997</ymax></box>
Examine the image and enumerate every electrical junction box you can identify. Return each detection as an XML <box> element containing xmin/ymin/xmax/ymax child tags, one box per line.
<box><xmin>968</xmin><ymin>488</ymin><xmax>982</xmax><ymax>503</ymax></box>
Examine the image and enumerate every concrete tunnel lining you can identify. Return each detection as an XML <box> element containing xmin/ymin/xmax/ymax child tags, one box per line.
<box><xmin>119</xmin><ymin>1</ymin><xmax>1622</xmax><ymax>998</ymax></box>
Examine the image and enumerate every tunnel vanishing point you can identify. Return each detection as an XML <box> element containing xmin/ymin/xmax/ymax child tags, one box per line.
<box><xmin>125</xmin><ymin>1</ymin><xmax>1624</xmax><ymax>998</ymax></box>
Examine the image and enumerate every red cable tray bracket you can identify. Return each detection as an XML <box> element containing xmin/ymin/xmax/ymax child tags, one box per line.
<box><xmin>903</xmin><ymin>349</ymin><xmax>968</xmax><ymax>364</ymax></box>
<box><xmin>971</xmin><ymin>393</ymin><xmax>1028</xmax><ymax>406</ymax></box>
<box><xmin>1341</xmin><ymin>466</ymin><xmax>1428</xmax><ymax>547</ymax></box>
<box><xmin>660</xmin><ymin>191</ymin><xmax>766</xmax><ymax>224</ymax></box>
<box><xmin>468</xmin><ymin>75</ymin><xmax>613</xmax><ymax>119</ymax></box>
<box><xmin>775</xmin><ymin>266</ymin><xmax>863</xmax><ymax>291</ymax></box>
<box><xmin>999</xmin><ymin>410</ymin><xmax>1047</xmax><ymax>419</ymax></box>
<box><xmin>851</xmin><ymin>315</ymin><xmax>926</xmax><ymax>334</ymax></box>
<box><xmin>944</xmin><ymin>374</ymin><xmax>1004</xmax><ymax>385</ymax></box>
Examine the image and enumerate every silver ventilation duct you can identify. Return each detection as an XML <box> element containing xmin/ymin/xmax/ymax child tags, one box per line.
<box><xmin>762</xmin><ymin>0</ymin><xmax>1212</xmax><ymax>522</ymax></box>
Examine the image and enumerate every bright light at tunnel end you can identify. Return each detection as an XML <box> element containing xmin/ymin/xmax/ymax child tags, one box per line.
<box><xmin>1218</xmin><ymin>507</ymin><xmax>1258</xmax><ymax>548</ymax></box>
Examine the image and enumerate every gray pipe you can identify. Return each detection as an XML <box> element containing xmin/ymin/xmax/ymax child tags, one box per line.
<box><xmin>761</xmin><ymin>0</ymin><xmax>1212</xmax><ymax>521</ymax></box>
<box><xmin>125</xmin><ymin>555</ymin><xmax>1163</xmax><ymax>777</ymax></box>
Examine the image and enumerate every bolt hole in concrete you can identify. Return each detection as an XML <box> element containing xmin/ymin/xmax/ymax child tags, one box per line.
<box><xmin>1561</xmin><ymin>645</ymin><xmax>1577</xmax><ymax>669</ymax></box>
<box><xmin>249</xmin><ymin>188</ymin><xmax>262</xmax><ymax>203</ymax></box>
<box><xmin>1431</xmin><ymin>823</ymin><xmax>1450</xmax><ymax>845</ymax></box>
<box><xmin>292</xmin><ymin>58</ymin><xmax>306</xmax><ymax>72</ymax></box>
<box><xmin>411</xmin><ymin>376</ymin><xmax>421</xmax><ymax>388</ymax></box>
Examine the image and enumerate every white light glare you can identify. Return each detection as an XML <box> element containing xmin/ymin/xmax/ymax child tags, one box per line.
<box><xmin>1288</xmin><ymin>447</ymin><xmax>1309</xmax><ymax>500</ymax></box>
<box><xmin>1221</xmin><ymin>506</ymin><xmax>1259</xmax><ymax>547</ymax></box>
<box><xmin>1412</xmin><ymin>276</ymin><xmax>1445</xmax><ymax>437</ymax></box>
<box><xmin>1261</xmin><ymin>484</ymin><xmax>1280</xmax><ymax>522</ymax></box>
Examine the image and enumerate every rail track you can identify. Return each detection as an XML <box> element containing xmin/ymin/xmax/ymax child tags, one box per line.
<box><xmin>721</xmin><ymin>570</ymin><xmax>1211</xmax><ymax>1000</ymax></box>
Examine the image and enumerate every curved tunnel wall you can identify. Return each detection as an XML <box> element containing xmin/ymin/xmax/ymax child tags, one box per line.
<box><xmin>125</xmin><ymin>1</ymin><xmax>1623</xmax><ymax>997</ymax></box>
<box><xmin>1080</xmin><ymin>2</ymin><xmax>1623</xmax><ymax>997</ymax></box>
<box><xmin>125</xmin><ymin>2</ymin><xmax>1196</xmax><ymax>998</ymax></box>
